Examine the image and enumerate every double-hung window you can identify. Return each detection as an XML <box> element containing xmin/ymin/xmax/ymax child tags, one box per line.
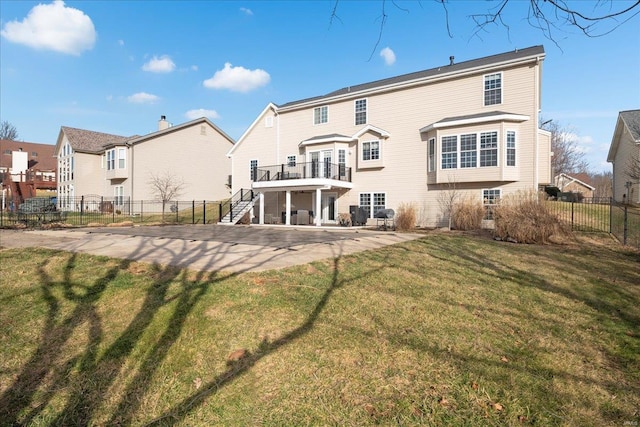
<box><xmin>484</xmin><ymin>73</ymin><xmax>502</xmax><ymax>106</ymax></box>
<box><xmin>355</xmin><ymin>99</ymin><xmax>367</xmax><ymax>125</ymax></box>
<box><xmin>362</xmin><ymin>140</ymin><xmax>380</xmax><ymax>161</ymax></box>
<box><xmin>441</xmin><ymin>136</ymin><xmax>457</xmax><ymax>169</ymax></box>
<box><xmin>506</xmin><ymin>131</ymin><xmax>516</xmax><ymax>166</ymax></box>
<box><xmin>359</xmin><ymin>192</ymin><xmax>386</xmax><ymax>219</ymax></box>
<box><xmin>480</xmin><ymin>132</ymin><xmax>498</xmax><ymax>167</ymax></box>
<box><xmin>250</xmin><ymin>159</ymin><xmax>258</xmax><ymax>181</ymax></box>
<box><xmin>314</xmin><ymin>106</ymin><xmax>328</xmax><ymax>125</ymax></box>
<box><xmin>118</xmin><ymin>148</ymin><xmax>126</xmax><ymax>169</ymax></box>
<box><xmin>483</xmin><ymin>189</ymin><xmax>500</xmax><ymax>220</ymax></box>
<box><xmin>114</xmin><ymin>185</ymin><xmax>124</xmax><ymax>206</ymax></box>
<box><xmin>106</xmin><ymin>149</ymin><xmax>115</xmax><ymax>170</ymax></box>
<box><xmin>287</xmin><ymin>155</ymin><xmax>296</xmax><ymax>167</ymax></box>
<box><xmin>460</xmin><ymin>134</ymin><xmax>477</xmax><ymax>168</ymax></box>
<box><xmin>428</xmin><ymin>138</ymin><xmax>436</xmax><ymax>172</ymax></box>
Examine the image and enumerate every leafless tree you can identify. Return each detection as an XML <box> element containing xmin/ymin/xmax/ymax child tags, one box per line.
<box><xmin>0</xmin><ymin>120</ymin><xmax>19</xmax><ymax>140</ymax></box>
<box><xmin>590</xmin><ymin>171</ymin><xmax>613</xmax><ymax>198</ymax></box>
<box><xmin>540</xmin><ymin>118</ymin><xmax>589</xmax><ymax>176</ymax></box>
<box><xmin>148</xmin><ymin>171</ymin><xmax>185</xmax><ymax>221</ymax></box>
<box><xmin>330</xmin><ymin>0</ymin><xmax>640</xmax><ymax>57</ymax></box>
<box><xmin>437</xmin><ymin>176</ymin><xmax>461</xmax><ymax>230</ymax></box>
<box><xmin>625</xmin><ymin>151</ymin><xmax>640</xmax><ymax>182</ymax></box>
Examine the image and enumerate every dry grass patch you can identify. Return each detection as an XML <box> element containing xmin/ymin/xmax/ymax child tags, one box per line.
<box><xmin>1</xmin><ymin>233</ymin><xmax>639</xmax><ymax>426</ymax></box>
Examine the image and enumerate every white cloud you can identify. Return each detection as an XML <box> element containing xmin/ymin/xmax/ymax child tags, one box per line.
<box><xmin>203</xmin><ymin>63</ymin><xmax>270</xmax><ymax>93</ymax></box>
<box><xmin>127</xmin><ymin>92</ymin><xmax>160</xmax><ymax>104</ymax></box>
<box><xmin>0</xmin><ymin>0</ymin><xmax>96</xmax><ymax>55</ymax></box>
<box><xmin>185</xmin><ymin>109</ymin><xmax>220</xmax><ymax>121</ymax></box>
<box><xmin>380</xmin><ymin>47</ymin><xmax>396</xmax><ymax>66</ymax></box>
<box><xmin>142</xmin><ymin>55</ymin><xmax>176</xmax><ymax>73</ymax></box>
<box><xmin>240</xmin><ymin>7</ymin><xmax>253</xmax><ymax>15</ymax></box>
<box><xmin>191</xmin><ymin>65</ymin><xmax>198</xmax><ymax>71</ymax></box>
<box><xmin>118</xmin><ymin>39</ymin><xmax>124</xmax><ymax>46</ymax></box>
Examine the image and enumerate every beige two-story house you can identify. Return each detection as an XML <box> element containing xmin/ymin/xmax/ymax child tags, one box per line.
<box><xmin>55</xmin><ymin>116</ymin><xmax>234</xmax><ymax>211</ymax></box>
<box><xmin>227</xmin><ymin>46</ymin><xmax>551</xmax><ymax>227</ymax></box>
<box><xmin>608</xmin><ymin>110</ymin><xmax>640</xmax><ymax>204</ymax></box>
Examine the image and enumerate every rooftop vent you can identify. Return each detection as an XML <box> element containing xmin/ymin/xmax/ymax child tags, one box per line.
<box><xmin>449</xmin><ymin>56</ymin><xmax>455</xmax><ymax>65</ymax></box>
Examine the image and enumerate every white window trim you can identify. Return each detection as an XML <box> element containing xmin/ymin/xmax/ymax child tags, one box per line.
<box><xmin>265</xmin><ymin>116</ymin><xmax>273</xmax><ymax>128</ymax></box>
<box><xmin>118</xmin><ymin>147</ymin><xmax>126</xmax><ymax>169</ymax></box>
<box><xmin>506</xmin><ymin>129</ymin><xmax>516</xmax><ymax>167</ymax></box>
<box><xmin>355</xmin><ymin>98</ymin><xmax>367</xmax><ymax>125</ymax></box>
<box><xmin>362</xmin><ymin>140</ymin><xmax>381</xmax><ymax>162</ymax></box>
<box><xmin>313</xmin><ymin>105</ymin><xmax>328</xmax><ymax>125</ymax></box>
<box><xmin>428</xmin><ymin>138</ymin><xmax>436</xmax><ymax>172</ymax></box>
<box><xmin>483</xmin><ymin>72</ymin><xmax>503</xmax><ymax>106</ymax></box>
<box><xmin>359</xmin><ymin>191</ymin><xmax>387</xmax><ymax>219</ymax></box>
<box><xmin>440</xmin><ymin>130</ymin><xmax>500</xmax><ymax>169</ymax></box>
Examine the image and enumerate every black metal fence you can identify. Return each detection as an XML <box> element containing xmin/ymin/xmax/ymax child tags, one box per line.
<box><xmin>1</xmin><ymin>196</ymin><xmax>225</xmax><ymax>228</ymax></box>
<box><xmin>545</xmin><ymin>197</ymin><xmax>640</xmax><ymax>249</ymax></box>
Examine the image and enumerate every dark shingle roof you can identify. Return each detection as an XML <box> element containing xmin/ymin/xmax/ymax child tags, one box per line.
<box><xmin>0</xmin><ymin>139</ymin><xmax>57</xmax><ymax>171</ymax></box>
<box><xmin>61</xmin><ymin>126</ymin><xmax>130</xmax><ymax>153</ymax></box>
<box><xmin>279</xmin><ymin>45</ymin><xmax>545</xmax><ymax>109</ymax></box>
<box><xmin>620</xmin><ymin>110</ymin><xmax>640</xmax><ymax>141</ymax></box>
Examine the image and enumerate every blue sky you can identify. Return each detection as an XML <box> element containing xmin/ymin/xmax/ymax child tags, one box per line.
<box><xmin>1</xmin><ymin>1</ymin><xmax>639</xmax><ymax>172</ymax></box>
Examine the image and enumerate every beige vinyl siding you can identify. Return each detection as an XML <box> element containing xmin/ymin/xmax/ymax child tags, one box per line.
<box><xmin>538</xmin><ymin>130</ymin><xmax>551</xmax><ymax>185</ymax></box>
<box><xmin>612</xmin><ymin>127</ymin><xmax>640</xmax><ymax>203</ymax></box>
<box><xmin>233</xmin><ymin>58</ymin><xmax>543</xmax><ymax>227</ymax></box>
<box><xmin>74</xmin><ymin>152</ymin><xmax>103</xmax><ymax>197</ymax></box>
<box><xmin>132</xmin><ymin>122</ymin><xmax>232</xmax><ymax>202</ymax></box>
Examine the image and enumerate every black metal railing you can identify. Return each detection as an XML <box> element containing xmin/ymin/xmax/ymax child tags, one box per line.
<box><xmin>219</xmin><ymin>188</ymin><xmax>254</xmax><ymax>223</ymax></box>
<box><xmin>0</xmin><ymin>196</ymin><xmax>225</xmax><ymax>227</ymax></box>
<box><xmin>254</xmin><ymin>162</ymin><xmax>352</xmax><ymax>183</ymax></box>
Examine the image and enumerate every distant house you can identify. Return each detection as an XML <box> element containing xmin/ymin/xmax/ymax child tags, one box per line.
<box><xmin>0</xmin><ymin>139</ymin><xmax>57</xmax><ymax>209</ymax></box>
<box><xmin>607</xmin><ymin>110</ymin><xmax>640</xmax><ymax>204</ymax></box>
<box><xmin>554</xmin><ymin>172</ymin><xmax>595</xmax><ymax>199</ymax></box>
<box><xmin>227</xmin><ymin>46</ymin><xmax>551</xmax><ymax>227</ymax></box>
<box><xmin>54</xmin><ymin>116</ymin><xmax>234</xmax><ymax>211</ymax></box>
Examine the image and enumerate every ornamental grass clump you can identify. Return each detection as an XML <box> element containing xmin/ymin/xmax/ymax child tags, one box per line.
<box><xmin>452</xmin><ymin>196</ymin><xmax>484</xmax><ymax>230</ymax></box>
<box><xmin>395</xmin><ymin>202</ymin><xmax>417</xmax><ymax>231</ymax></box>
<box><xmin>494</xmin><ymin>190</ymin><xmax>570</xmax><ymax>244</ymax></box>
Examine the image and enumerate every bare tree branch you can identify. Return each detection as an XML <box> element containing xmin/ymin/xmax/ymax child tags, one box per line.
<box><xmin>148</xmin><ymin>171</ymin><xmax>185</xmax><ymax>221</ymax></box>
<box><xmin>541</xmin><ymin>118</ymin><xmax>590</xmax><ymax>176</ymax></box>
<box><xmin>0</xmin><ymin>120</ymin><xmax>19</xmax><ymax>141</ymax></box>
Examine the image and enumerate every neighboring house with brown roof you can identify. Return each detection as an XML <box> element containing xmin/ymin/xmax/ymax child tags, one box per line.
<box><xmin>608</xmin><ymin>110</ymin><xmax>640</xmax><ymax>204</ymax></box>
<box><xmin>227</xmin><ymin>46</ymin><xmax>551</xmax><ymax>227</ymax></box>
<box><xmin>554</xmin><ymin>172</ymin><xmax>595</xmax><ymax>199</ymax></box>
<box><xmin>0</xmin><ymin>139</ymin><xmax>57</xmax><ymax>179</ymax></box>
<box><xmin>55</xmin><ymin>116</ymin><xmax>234</xmax><ymax>211</ymax></box>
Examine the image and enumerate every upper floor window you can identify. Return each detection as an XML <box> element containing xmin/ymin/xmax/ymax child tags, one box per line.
<box><xmin>106</xmin><ymin>149</ymin><xmax>115</xmax><ymax>170</ymax></box>
<box><xmin>484</xmin><ymin>73</ymin><xmax>502</xmax><ymax>106</ymax></box>
<box><xmin>480</xmin><ymin>132</ymin><xmax>498</xmax><ymax>167</ymax></box>
<box><xmin>250</xmin><ymin>159</ymin><xmax>258</xmax><ymax>180</ymax></box>
<box><xmin>314</xmin><ymin>106</ymin><xmax>328</xmax><ymax>125</ymax></box>
<box><xmin>287</xmin><ymin>155</ymin><xmax>296</xmax><ymax>167</ymax></box>
<box><xmin>460</xmin><ymin>134</ymin><xmax>477</xmax><ymax>168</ymax></box>
<box><xmin>441</xmin><ymin>136</ymin><xmax>457</xmax><ymax>169</ymax></box>
<box><xmin>506</xmin><ymin>131</ymin><xmax>516</xmax><ymax>166</ymax></box>
<box><xmin>362</xmin><ymin>140</ymin><xmax>380</xmax><ymax>161</ymax></box>
<box><xmin>118</xmin><ymin>148</ymin><xmax>126</xmax><ymax>169</ymax></box>
<box><xmin>428</xmin><ymin>138</ymin><xmax>436</xmax><ymax>172</ymax></box>
<box><xmin>355</xmin><ymin>99</ymin><xmax>367</xmax><ymax>125</ymax></box>
<box><xmin>31</xmin><ymin>152</ymin><xmax>38</xmax><ymax>157</ymax></box>
<box><xmin>3</xmin><ymin>149</ymin><xmax>10</xmax><ymax>155</ymax></box>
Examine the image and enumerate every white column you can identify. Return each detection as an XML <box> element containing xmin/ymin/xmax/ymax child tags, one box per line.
<box><xmin>285</xmin><ymin>191</ymin><xmax>291</xmax><ymax>225</ymax></box>
<box><xmin>315</xmin><ymin>188</ymin><xmax>322</xmax><ymax>226</ymax></box>
<box><xmin>259</xmin><ymin>192</ymin><xmax>265</xmax><ymax>225</ymax></box>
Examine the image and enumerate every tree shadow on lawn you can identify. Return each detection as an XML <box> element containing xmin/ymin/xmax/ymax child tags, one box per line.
<box><xmin>0</xmin><ymin>235</ymin><xmax>386</xmax><ymax>425</ymax></box>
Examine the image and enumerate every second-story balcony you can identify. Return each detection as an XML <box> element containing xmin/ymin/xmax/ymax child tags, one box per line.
<box><xmin>254</xmin><ymin>161</ymin><xmax>352</xmax><ymax>183</ymax></box>
<box><xmin>252</xmin><ymin>161</ymin><xmax>353</xmax><ymax>191</ymax></box>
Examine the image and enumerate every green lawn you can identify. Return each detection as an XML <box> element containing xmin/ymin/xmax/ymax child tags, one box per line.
<box><xmin>0</xmin><ymin>232</ymin><xmax>638</xmax><ymax>426</ymax></box>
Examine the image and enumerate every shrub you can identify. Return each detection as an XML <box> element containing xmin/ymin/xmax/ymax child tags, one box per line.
<box><xmin>494</xmin><ymin>191</ymin><xmax>570</xmax><ymax>244</ymax></box>
<box><xmin>452</xmin><ymin>197</ymin><xmax>484</xmax><ymax>230</ymax></box>
<box><xmin>395</xmin><ymin>202</ymin><xmax>417</xmax><ymax>231</ymax></box>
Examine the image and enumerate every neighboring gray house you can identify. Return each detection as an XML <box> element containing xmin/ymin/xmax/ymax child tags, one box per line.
<box><xmin>227</xmin><ymin>46</ymin><xmax>552</xmax><ymax>227</ymax></box>
<box><xmin>55</xmin><ymin>116</ymin><xmax>234</xmax><ymax>211</ymax></box>
<box><xmin>607</xmin><ymin>110</ymin><xmax>640</xmax><ymax>204</ymax></box>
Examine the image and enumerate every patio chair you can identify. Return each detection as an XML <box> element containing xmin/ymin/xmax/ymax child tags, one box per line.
<box><xmin>297</xmin><ymin>209</ymin><xmax>310</xmax><ymax>225</ymax></box>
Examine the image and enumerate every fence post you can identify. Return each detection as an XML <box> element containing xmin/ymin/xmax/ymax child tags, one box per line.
<box><xmin>609</xmin><ymin>197</ymin><xmax>613</xmax><ymax>234</ymax></box>
<box><xmin>623</xmin><ymin>205</ymin><xmax>628</xmax><ymax>246</ymax></box>
<box><xmin>203</xmin><ymin>201</ymin><xmax>206</xmax><ymax>224</ymax></box>
<box><xmin>192</xmin><ymin>200</ymin><xmax>195</xmax><ymax>224</ymax></box>
<box><xmin>571</xmin><ymin>201</ymin><xmax>575</xmax><ymax>230</ymax></box>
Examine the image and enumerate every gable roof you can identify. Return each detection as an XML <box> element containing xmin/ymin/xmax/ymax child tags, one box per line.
<box><xmin>555</xmin><ymin>172</ymin><xmax>595</xmax><ymax>191</ymax></box>
<box><xmin>279</xmin><ymin>45</ymin><xmax>545</xmax><ymax>110</ymax></box>
<box><xmin>607</xmin><ymin>109</ymin><xmax>640</xmax><ymax>162</ymax></box>
<box><xmin>0</xmin><ymin>139</ymin><xmax>57</xmax><ymax>171</ymax></box>
<box><xmin>420</xmin><ymin>111</ymin><xmax>530</xmax><ymax>132</ymax></box>
<box><xmin>60</xmin><ymin>126</ymin><xmax>130</xmax><ymax>154</ymax></box>
<box><xmin>126</xmin><ymin>117</ymin><xmax>235</xmax><ymax>147</ymax></box>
